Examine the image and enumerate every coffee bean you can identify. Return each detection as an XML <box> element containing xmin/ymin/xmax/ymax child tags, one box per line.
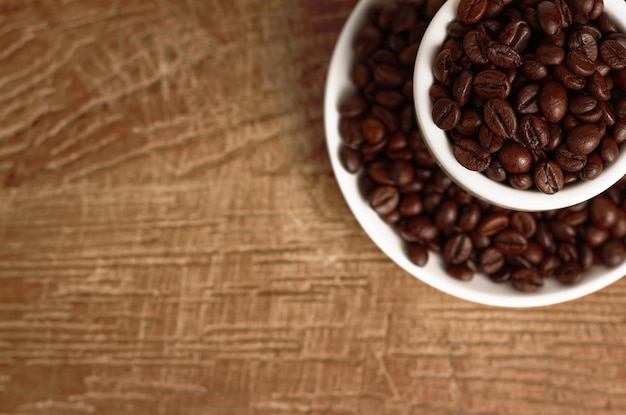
<box><xmin>495</xmin><ymin>229</ymin><xmax>528</xmax><ymax>255</ymax></box>
<box><xmin>433</xmin><ymin>49</ymin><xmax>459</xmax><ymax>86</ymax></box>
<box><xmin>390</xmin><ymin>160</ymin><xmax>414</xmax><ymax>186</ymax></box>
<box><xmin>578</xmin><ymin>244</ymin><xmax>594</xmax><ymax>271</ymax></box>
<box><xmin>590</xmin><ymin>196</ymin><xmax>618</xmax><ymax>229</ymax></box>
<box><xmin>456</xmin><ymin>109</ymin><xmax>483</xmax><ymax>136</ymax></box>
<box><xmin>477</xmin><ymin>213</ymin><xmax>510</xmax><ymax>236</ymax></box>
<box><xmin>518</xmin><ymin>114</ymin><xmax>549</xmax><ymax>150</ymax></box>
<box><xmin>571</xmin><ymin>0</ymin><xmax>594</xmax><ymax>17</ymax></box>
<box><xmin>498</xmin><ymin>141</ymin><xmax>533</xmax><ymax>173</ymax></box>
<box><xmin>369</xmin><ymin>186</ymin><xmax>400</xmax><ymax>216</ymax></box>
<box><xmin>435</xmin><ymin>200</ymin><xmax>460</xmax><ymax>229</ymax></box>
<box><xmin>600</xmin><ymin>39</ymin><xmax>626</xmax><ymax>70</ymax></box>
<box><xmin>515</xmin><ymin>83</ymin><xmax>540</xmax><ymax>114</ymax></box>
<box><xmin>444</xmin><ymin>233</ymin><xmax>473</xmax><ymax>264</ymax></box>
<box><xmin>549</xmin><ymin>220</ymin><xmax>576</xmax><ymax>240</ymax></box>
<box><xmin>339</xmin><ymin>145</ymin><xmax>363</xmax><ymax>173</ymax></box>
<box><xmin>600</xmin><ymin>137</ymin><xmax>619</xmax><ymax>165</ymax></box>
<box><xmin>512</xmin><ymin>268</ymin><xmax>543</xmax><ymax>292</ymax></box>
<box><xmin>568</xmin><ymin>30</ymin><xmax>598</xmax><ymax>61</ymax></box>
<box><xmin>534</xmin><ymin>160</ymin><xmax>564</xmax><ymax>194</ymax></box>
<box><xmin>487</xmin><ymin>43</ymin><xmax>524</xmax><ymax>68</ymax></box>
<box><xmin>463</xmin><ymin>30</ymin><xmax>491</xmax><ymax>65</ymax></box>
<box><xmin>537</xmin><ymin>1</ymin><xmax>562</xmax><ymax>36</ymax></box>
<box><xmin>539</xmin><ymin>81</ymin><xmax>568</xmax><ymax>123</ymax></box>
<box><xmin>555</xmin><ymin>145</ymin><xmax>586</xmax><ymax>172</ymax></box>
<box><xmin>479</xmin><ymin>247</ymin><xmax>505</xmax><ymax>274</ymax></box>
<box><xmin>555</xmin><ymin>262</ymin><xmax>583</xmax><ymax>284</ymax></box>
<box><xmin>458</xmin><ymin>204</ymin><xmax>482</xmax><ymax>231</ymax></box>
<box><xmin>408</xmin><ymin>216</ymin><xmax>439</xmax><ymax>241</ymax></box>
<box><xmin>521</xmin><ymin>58</ymin><xmax>549</xmax><ymax>80</ymax></box>
<box><xmin>552</xmin><ymin>64</ymin><xmax>586</xmax><ymax>90</ymax></box>
<box><xmin>566</xmin><ymin>123</ymin><xmax>602</xmax><ymax>155</ymax></box>
<box><xmin>354</xmin><ymin>25</ymin><xmax>383</xmax><ymax>59</ymax></box>
<box><xmin>498</xmin><ymin>19</ymin><xmax>531</xmax><ymax>52</ymax></box>
<box><xmin>432</xmin><ymin>98</ymin><xmax>461</xmax><ymax>130</ymax></box>
<box><xmin>407</xmin><ymin>243</ymin><xmax>429</xmax><ymax>266</ymax></box>
<box><xmin>453</xmin><ymin>139</ymin><xmax>491</xmax><ymax>171</ymax></box>
<box><xmin>566</xmin><ymin>50</ymin><xmax>596</xmax><ymax>77</ymax></box>
<box><xmin>458</xmin><ymin>0</ymin><xmax>489</xmax><ymax>24</ymax></box>
<box><xmin>510</xmin><ymin>211</ymin><xmax>536</xmax><ymax>238</ymax></box>
<box><xmin>473</xmin><ymin>70</ymin><xmax>512</xmax><ymax>100</ymax></box>
<box><xmin>452</xmin><ymin>70</ymin><xmax>474</xmax><ymax>106</ymax></box>
<box><xmin>484</xmin><ymin>98</ymin><xmax>517</xmax><ymax>138</ymax></box>
<box><xmin>536</xmin><ymin>44</ymin><xmax>565</xmax><ymax>65</ymax></box>
<box><xmin>584</xmin><ymin>224</ymin><xmax>610</xmax><ymax>247</ymax></box>
<box><xmin>446</xmin><ymin>264</ymin><xmax>474</xmax><ymax>280</ymax></box>
<box><xmin>600</xmin><ymin>240</ymin><xmax>626</xmax><ymax>267</ymax></box>
<box><xmin>374</xmin><ymin>64</ymin><xmax>404</xmax><ymax>88</ymax></box>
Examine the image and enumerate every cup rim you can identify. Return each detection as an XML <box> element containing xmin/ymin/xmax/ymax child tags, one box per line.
<box><xmin>413</xmin><ymin>0</ymin><xmax>626</xmax><ymax>212</ymax></box>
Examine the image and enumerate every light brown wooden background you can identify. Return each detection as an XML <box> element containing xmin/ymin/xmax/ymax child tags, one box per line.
<box><xmin>1</xmin><ymin>1</ymin><xmax>626</xmax><ymax>414</ymax></box>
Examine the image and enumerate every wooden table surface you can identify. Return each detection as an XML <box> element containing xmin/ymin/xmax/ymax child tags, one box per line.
<box><xmin>2</xmin><ymin>1</ymin><xmax>626</xmax><ymax>414</ymax></box>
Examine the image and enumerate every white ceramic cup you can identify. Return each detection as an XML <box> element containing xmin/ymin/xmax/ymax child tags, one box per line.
<box><xmin>414</xmin><ymin>0</ymin><xmax>626</xmax><ymax>211</ymax></box>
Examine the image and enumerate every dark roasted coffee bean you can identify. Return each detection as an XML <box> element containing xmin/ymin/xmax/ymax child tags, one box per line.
<box><xmin>371</xmin><ymin>105</ymin><xmax>399</xmax><ymax>132</ymax></box>
<box><xmin>571</xmin><ymin>0</ymin><xmax>594</xmax><ymax>16</ymax></box>
<box><xmin>552</xmin><ymin>64</ymin><xmax>586</xmax><ymax>90</ymax></box>
<box><xmin>354</xmin><ymin>25</ymin><xmax>383</xmax><ymax>59</ymax></box>
<box><xmin>555</xmin><ymin>262</ymin><xmax>583</xmax><ymax>285</ymax></box>
<box><xmin>535</xmin><ymin>44</ymin><xmax>565</xmax><ymax>65</ymax></box>
<box><xmin>362</xmin><ymin>117</ymin><xmax>387</xmax><ymax>144</ymax></box>
<box><xmin>584</xmin><ymin>224</ymin><xmax>610</xmax><ymax>247</ymax></box>
<box><xmin>535</xmin><ymin>223</ymin><xmax>556</xmax><ymax>254</ymax></box>
<box><xmin>479</xmin><ymin>125</ymin><xmax>505</xmax><ymax>153</ymax></box>
<box><xmin>407</xmin><ymin>243</ymin><xmax>429</xmax><ymax>266</ymax></box>
<box><xmin>555</xmin><ymin>145</ymin><xmax>586</xmax><ymax>172</ymax></box>
<box><xmin>430</xmin><ymin>83</ymin><xmax>450</xmax><ymax>103</ymax></box>
<box><xmin>374</xmin><ymin>64</ymin><xmax>404</xmax><ymax>88</ymax></box>
<box><xmin>537</xmin><ymin>1</ymin><xmax>562</xmax><ymax>36</ymax></box>
<box><xmin>433</xmin><ymin>49</ymin><xmax>459</xmax><ymax>86</ymax></box>
<box><xmin>479</xmin><ymin>247</ymin><xmax>505</xmax><ymax>274</ymax></box>
<box><xmin>600</xmin><ymin>137</ymin><xmax>619</xmax><ymax>165</ymax></box>
<box><xmin>508</xmin><ymin>173</ymin><xmax>533</xmax><ymax>189</ymax></box>
<box><xmin>369</xmin><ymin>186</ymin><xmax>399</xmax><ymax>216</ymax></box>
<box><xmin>566</xmin><ymin>50</ymin><xmax>596</xmax><ymax>77</ymax></box>
<box><xmin>458</xmin><ymin>0</ymin><xmax>489</xmax><ymax>24</ymax></box>
<box><xmin>452</xmin><ymin>70</ymin><xmax>474</xmax><ymax>107</ymax></box>
<box><xmin>546</xmin><ymin>123</ymin><xmax>563</xmax><ymax>151</ymax></box>
<box><xmin>339</xmin><ymin>94</ymin><xmax>368</xmax><ymax>118</ymax></box>
<box><xmin>477</xmin><ymin>213</ymin><xmax>509</xmax><ymax>236</ymax></box>
<box><xmin>453</xmin><ymin>139</ymin><xmax>492</xmax><ymax>171</ymax></box>
<box><xmin>408</xmin><ymin>216</ymin><xmax>439</xmax><ymax>241</ymax></box>
<box><xmin>495</xmin><ymin>229</ymin><xmax>528</xmax><ymax>255</ymax></box>
<box><xmin>446</xmin><ymin>264</ymin><xmax>474</xmax><ymax>280</ymax></box>
<box><xmin>399</xmin><ymin>194</ymin><xmax>424</xmax><ymax>217</ymax></box>
<box><xmin>600</xmin><ymin>240</ymin><xmax>626</xmax><ymax>267</ymax></box>
<box><xmin>339</xmin><ymin>145</ymin><xmax>362</xmax><ymax>173</ymax></box>
<box><xmin>498</xmin><ymin>20</ymin><xmax>531</xmax><ymax>52</ymax></box>
<box><xmin>497</xmin><ymin>141</ymin><xmax>533</xmax><ymax>173</ymax></box>
<box><xmin>518</xmin><ymin>114</ymin><xmax>549</xmax><ymax>150</ymax></box>
<box><xmin>458</xmin><ymin>204</ymin><xmax>482</xmax><ymax>231</ymax></box>
<box><xmin>487</xmin><ymin>43</ymin><xmax>524</xmax><ymax>68</ymax></box>
<box><xmin>539</xmin><ymin>255</ymin><xmax>561</xmax><ymax>276</ymax></box>
<box><xmin>473</xmin><ymin>70</ymin><xmax>512</xmax><ymax>100</ymax></box>
<box><xmin>510</xmin><ymin>211</ymin><xmax>536</xmax><ymax>238</ymax></box>
<box><xmin>463</xmin><ymin>30</ymin><xmax>491</xmax><ymax>65</ymax></box>
<box><xmin>455</xmin><ymin>109</ymin><xmax>483</xmax><ymax>136</ymax></box>
<box><xmin>539</xmin><ymin>81</ymin><xmax>568</xmax><ymax>123</ymax></box>
<box><xmin>566</xmin><ymin>123</ymin><xmax>602</xmax><ymax>155</ymax></box>
<box><xmin>523</xmin><ymin>241</ymin><xmax>544</xmax><ymax>265</ymax></box>
<box><xmin>549</xmin><ymin>220</ymin><xmax>576</xmax><ymax>240</ymax></box>
<box><xmin>444</xmin><ymin>233</ymin><xmax>473</xmax><ymax>264</ymax></box>
<box><xmin>614</xmin><ymin>118</ymin><xmax>626</xmax><ymax>144</ymax></box>
<box><xmin>435</xmin><ymin>200</ymin><xmax>460</xmax><ymax>229</ymax></box>
<box><xmin>390</xmin><ymin>160</ymin><xmax>414</xmax><ymax>187</ymax></box>
<box><xmin>432</xmin><ymin>98</ymin><xmax>461</xmax><ymax>130</ymax></box>
<box><xmin>569</xmin><ymin>30</ymin><xmax>598</xmax><ymax>61</ymax></box>
<box><xmin>484</xmin><ymin>98</ymin><xmax>517</xmax><ymax>138</ymax></box>
<box><xmin>512</xmin><ymin>269</ymin><xmax>543</xmax><ymax>292</ymax></box>
<box><xmin>600</xmin><ymin>39</ymin><xmax>626</xmax><ymax>70</ymax></box>
<box><xmin>515</xmin><ymin>83</ymin><xmax>540</xmax><ymax>114</ymax></box>
<box><xmin>590</xmin><ymin>196</ymin><xmax>618</xmax><ymax>229</ymax></box>
<box><xmin>534</xmin><ymin>160</ymin><xmax>564</xmax><ymax>194</ymax></box>
<box><xmin>587</xmin><ymin>72</ymin><xmax>610</xmax><ymax>102</ymax></box>
<box><xmin>521</xmin><ymin>58</ymin><xmax>548</xmax><ymax>80</ymax></box>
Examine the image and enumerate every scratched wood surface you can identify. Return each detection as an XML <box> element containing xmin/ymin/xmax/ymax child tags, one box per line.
<box><xmin>1</xmin><ymin>0</ymin><xmax>626</xmax><ymax>414</ymax></box>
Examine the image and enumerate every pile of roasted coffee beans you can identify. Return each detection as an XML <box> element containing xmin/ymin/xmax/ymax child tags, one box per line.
<box><xmin>337</xmin><ymin>0</ymin><xmax>626</xmax><ymax>292</ymax></box>
<box><xmin>431</xmin><ymin>0</ymin><xmax>626</xmax><ymax>194</ymax></box>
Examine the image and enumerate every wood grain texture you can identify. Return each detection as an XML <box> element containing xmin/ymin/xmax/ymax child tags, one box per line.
<box><xmin>1</xmin><ymin>1</ymin><xmax>626</xmax><ymax>414</ymax></box>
